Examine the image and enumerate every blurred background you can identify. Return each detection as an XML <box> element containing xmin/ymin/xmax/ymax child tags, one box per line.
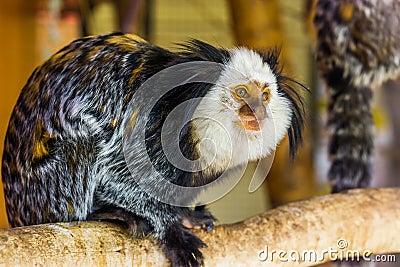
<box><xmin>0</xmin><ymin>0</ymin><xmax>399</xmax><ymax>234</ymax></box>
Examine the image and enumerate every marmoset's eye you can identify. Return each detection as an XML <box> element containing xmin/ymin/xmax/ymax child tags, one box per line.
<box><xmin>234</xmin><ymin>86</ymin><xmax>249</xmax><ymax>98</ymax></box>
<box><xmin>261</xmin><ymin>89</ymin><xmax>270</xmax><ymax>102</ymax></box>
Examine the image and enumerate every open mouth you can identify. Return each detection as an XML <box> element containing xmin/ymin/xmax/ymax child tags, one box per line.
<box><xmin>242</xmin><ymin>119</ymin><xmax>261</xmax><ymax>131</ymax></box>
<box><xmin>237</xmin><ymin>115</ymin><xmax>262</xmax><ymax>131</ymax></box>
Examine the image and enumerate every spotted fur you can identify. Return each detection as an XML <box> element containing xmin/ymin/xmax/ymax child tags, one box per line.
<box><xmin>313</xmin><ymin>0</ymin><xmax>400</xmax><ymax>192</ymax></box>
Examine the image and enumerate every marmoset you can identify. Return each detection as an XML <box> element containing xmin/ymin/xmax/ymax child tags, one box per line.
<box><xmin>2</xmin><ymin>33</ymin><xmax>305</xmax><ymax>266</ymax></box>
<box><xmin>312</xmin><ymin>0</ymin><xmax>400</xmax><ymax>192</ymax></box>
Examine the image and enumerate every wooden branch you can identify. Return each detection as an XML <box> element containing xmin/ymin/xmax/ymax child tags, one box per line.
<box><xmin>0</xmin><ymin>188</ymin><xmax>399</xmax><ymax>266</ymax></box>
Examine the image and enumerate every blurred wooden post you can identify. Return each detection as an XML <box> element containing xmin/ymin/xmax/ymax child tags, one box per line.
<box><xmin>0</xmin><ymin>0</ymin><xmax>37</xmax><ymax>228</ymax></box>
<box><xmin>228</xmin><ymin>0</ymin><xmax>291</xmax><ymax>63</ymax></box>
<box><xmin>228</xmin><ymin>0</ymin><xmax>315</xmax><ymax>206</ymax></box>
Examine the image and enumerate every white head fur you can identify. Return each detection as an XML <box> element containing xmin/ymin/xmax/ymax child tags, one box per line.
<box><xmin>192</xmin><ymin>48</ymin><xmax>293</xmax><ymax>174</ymax></box>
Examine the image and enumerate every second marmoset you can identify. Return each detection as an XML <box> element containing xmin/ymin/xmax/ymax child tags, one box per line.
<box><xmin>2</xmin><ymin>33</ymin><xmax>306</xmax><ymax>267</ymax></box>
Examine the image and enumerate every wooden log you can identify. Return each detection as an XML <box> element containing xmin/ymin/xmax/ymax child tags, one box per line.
<box><xmin>0</xmin><ymin>188</ymin><xmax>399</xmax><ymax>266</ymax></box>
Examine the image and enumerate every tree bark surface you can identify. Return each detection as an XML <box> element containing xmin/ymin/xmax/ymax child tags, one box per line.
<box><xmin>0</xmin><ymin>188</ymin><xmax>399</xmax><ymax>267</ymax></box>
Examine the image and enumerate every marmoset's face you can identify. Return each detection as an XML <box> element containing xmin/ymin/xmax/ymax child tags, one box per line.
<box><xmin>230</xmin><ymin>80</ymin><xmax>271</xmax><ymax>131</ymax></box>
<box><xmin>192</xmin><ymin>48</ymin><xmax>293</xmax><ymax>169</ymax></box>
